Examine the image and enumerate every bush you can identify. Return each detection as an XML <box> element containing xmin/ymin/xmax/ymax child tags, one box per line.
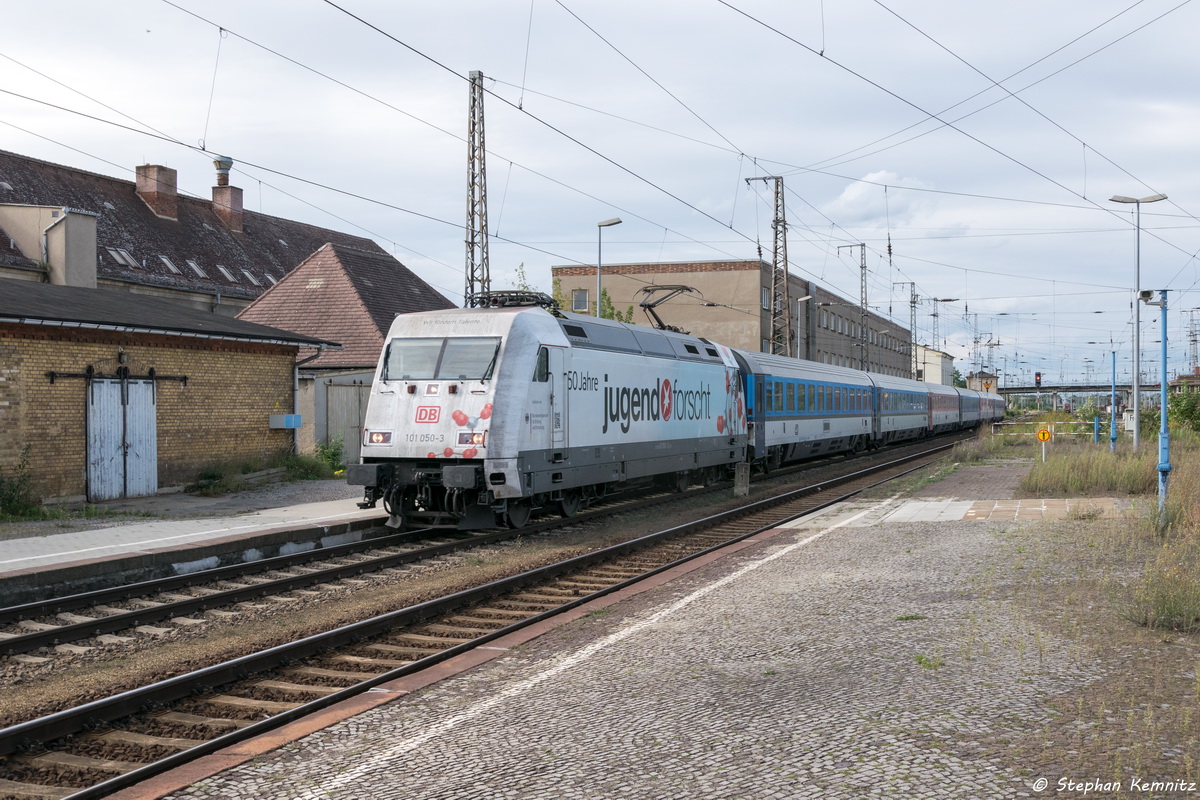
<box><xmin>283</xmin><ymin>454</ymin><xmax>335</xmax><ymax>481</ymax></box>
<box><xmin>316</xmin><ymin>435</ymin><xmax>345</xmax><ymax>472</ymax></box>
<box><xmin>0</xmin><ymin>444</ymin><xmax>38</xmax><ymax>518</ymax></box>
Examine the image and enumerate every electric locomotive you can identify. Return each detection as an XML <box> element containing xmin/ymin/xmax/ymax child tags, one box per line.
<box><xmin>347</xmin><ymin>295</ymin><xmax>748</xmax><ymax>529</ymax></box>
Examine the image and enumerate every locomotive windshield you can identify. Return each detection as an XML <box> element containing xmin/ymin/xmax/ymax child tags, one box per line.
<box><xmin>383</xmin><ymin>336</ymin><xmax>501</xmax><ymax>381</ymax></box>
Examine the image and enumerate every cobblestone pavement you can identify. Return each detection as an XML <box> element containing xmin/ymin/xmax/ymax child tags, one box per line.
<box><xmin>163</xmin><ymin>493</ymin><xmax>1103</xmax><ymax>800</ymax></box>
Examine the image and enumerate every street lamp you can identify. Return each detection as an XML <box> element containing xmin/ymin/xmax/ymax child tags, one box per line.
<box><xmin>1141</xmin><ymin>289</ymin><xmax>1171</xmax><ymax>524</ymax></box>
<box><xmin>596</xmin><ymin>217</ymin><xmax>622</xmax><ymax>317</ymax></box>
<box><xmin>1110</xmin><ymin>192</ymin><xmax>1167</xmax><ymax>449</ymax></box>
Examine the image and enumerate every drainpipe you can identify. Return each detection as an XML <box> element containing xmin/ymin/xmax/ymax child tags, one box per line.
<box><xmin>294</xmin><ymin>347</ymin><xmax>327</xmax><ymax>454</ymax></box>
<box><xmin>40</xmin><ymin>208</ymin><xmax>70</xmax><ymax>280</ymax></box>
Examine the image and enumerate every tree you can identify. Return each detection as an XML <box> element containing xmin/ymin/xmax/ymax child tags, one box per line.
<box><xmin>598</xmin><ymin>288</ymin><xmax>635</xmax><ymax>323</ymax></box>
<box><xmin>952</xmin><ymin>368</ymin><xmax>966</xmax><ymax>388</ymax></box>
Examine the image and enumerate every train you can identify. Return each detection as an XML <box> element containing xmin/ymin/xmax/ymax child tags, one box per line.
<box><xmin>346</xmin><ymin>295</ymin><xmax>1005</xmax><ymax>530</ymax></box>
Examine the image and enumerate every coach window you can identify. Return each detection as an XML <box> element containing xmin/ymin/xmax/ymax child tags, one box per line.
<box><xmin>786</xmin><ymin>382</ymin><xmax>795</xmax><ymax>411</ymax></box>
<box><xmin>533</xmin><ymin>347</ymin><xmax>550</xmax><ymax>382</ymax></box>
<box><xmin>775</xmin><ymin>382</ymin><xmax>784</xmax><ymax>412</ymax></box>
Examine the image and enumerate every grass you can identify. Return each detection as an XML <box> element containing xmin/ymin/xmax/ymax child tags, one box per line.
<box><xmin>1006</xmin><ymin>424</ymin><xmax>1200</xmax><ymax>635</ymax></box>
<box><xmin>190</xmin><ymin>451</ymin><xmax>335</xmax><ymax>495</ymax></box>
<box><xmin>949</xmin><ymin>421</ymin><xmax>1200</xmax><ymax>638</ymax></box>
<box><xmin>913</xmin><ymin>653</ymin><xmax>944</xmax><ymax>670</ymax></box>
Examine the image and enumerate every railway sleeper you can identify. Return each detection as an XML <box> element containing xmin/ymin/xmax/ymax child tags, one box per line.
<box><xmin>92</xmin><ymin>730</ymin><xmax>204</xmax><ymax>752</ymax></box>
<box><xmin>468</xmin><ymin>607</ymin><xmax>536</xmax><ymax>619</ymax></box>
<box><xmin>390</xmin><ymin>632</ymin><xmax>474</xmax><ymax>646</ymax></box>
<box><xmin>363</xmin><ymin>643</ymin><xmax>440</xmax><ymax>658</ymax></box>
<box><xmin>0</xmin><ymin>776</ymin><xmax>73</xmax><ymax>800</ymax></box>
<box><xmin>445</xmin><ymin>614</ymin><xmax>511</xmax><ymax>627</ymax></box>
<box><xmin>330</xmin><ymin>654</ymin><xmax>414</xmax><ymax>669</ymax></box>
<box><xmin>16</xmin><ymin>751</ymin><xmax>145</xmax><ymax>775</ymax></box>
<box><xmin>284</xmin><ymin>666</ymin><xmax>386</xmax><ymax>682</ymax></box>
<box><xmin>254</xmin><ymin>679</ymin><xmax>343</xmax><ymax>698</ymax></box>
<box><xmin>150</xmin><ymin>711</ymin><xmax>251</xmax><ymax>731</ymax></box>
<box><xmin>203</xmin><ymin>694</ymin><xmax>300</xmax><ymax>714</ymax></box>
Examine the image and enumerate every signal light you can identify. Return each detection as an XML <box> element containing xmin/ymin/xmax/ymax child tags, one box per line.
<box><xmin>1034</xmin><ymin>372</ymin><xmax>1041</xmax><ymax>388</ymax></box>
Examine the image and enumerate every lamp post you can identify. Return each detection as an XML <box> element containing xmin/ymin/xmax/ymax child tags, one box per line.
<box><xmin>1110</xmin><ymin>193</ymin><xmax>1167</xmax><ymax>450</ymax></box>
<box><xmin>1140</xmin><ymin>289</ymin><xmax>1171</xmax><ymax>524</ymax></box>
<box><xmin>1110</xmin><ymin>350</ymin><xmax>1117</xmax><ymax>453</ymax></box>
<box><xmin>596</xmin><ymin>217</ymin><xmax>622</xmax><ymax>317</ymax></box>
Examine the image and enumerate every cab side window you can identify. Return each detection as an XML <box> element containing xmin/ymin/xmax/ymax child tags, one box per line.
<box><xmin>534</xmin><ymin>347</ymin><xmax>550</xmax><ymax>382</ymax></box>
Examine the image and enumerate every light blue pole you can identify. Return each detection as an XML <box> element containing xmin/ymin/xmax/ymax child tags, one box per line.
<box><xmin>1094</xmin><ymin>416</ymin><xmax>1100</xmax><ymax>444</ymax></box>
<box><xmin>1110</xmin><ymin>351</ymin><xmax>1117</xmax><ymax>453</ymax></box>
<box><xmin>1157</xmin><ymin>289</ymin><xmax>1171</xmax><ymax>525</ymax></box>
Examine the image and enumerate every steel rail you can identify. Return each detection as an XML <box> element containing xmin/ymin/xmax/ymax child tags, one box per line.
<box><xmin>0</xmin><ymin>440</ymin><xmax>953</xmax><ymax>770</ymax></box>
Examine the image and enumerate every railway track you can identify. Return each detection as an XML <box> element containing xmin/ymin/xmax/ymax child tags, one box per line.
<box><xmin>0</xmin><ymin>436</ymin><xmax>959</xmax><ymax>662</ymax></box>
<box><xmin>0</xmin><ymin>437</ymin><xmax>962</xmax><ymax>800</ymax></box>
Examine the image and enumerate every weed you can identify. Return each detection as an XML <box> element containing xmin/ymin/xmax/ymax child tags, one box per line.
<box><xmin>586</xmin><ymin>609</ymin><xmax>610</xmax><ymax>620</ymax></box>
<box><xmin>316</xmin><ymin>435</ymin><xmax>345</xmax><ymax>472</ymax></box>
<box><xmin>914</xmin><ymin>653</ymin><xmax>944</xmax><ymax>670</ymax></box>
<box><xmin>0</xmin><ymin>445</ymin><xmax>38</xmax><ymax>519</ymax></box>
<box><xmin>282</xmin><ymin>454</ymin><xmax>335</xmax><ymax>481</ymax></box>
<box><xmin>1120</xmin><ymin>537</ymin><xmax>1200</xmax><ymax>632</ymax></box>
<box><xmin>895</xmin><ymin>614</ymin><xmax>926</xmax><ymax>621</ymax></box>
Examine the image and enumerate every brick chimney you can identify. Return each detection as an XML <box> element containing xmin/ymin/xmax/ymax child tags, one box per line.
<box><xmin>212</xmin><ymin>156</ymin><xmax>243</xmax><ymax>233</ymax></box>
<box><xmin>135</xmin><ymin>164</ymin><xmax>178</xmax><ymax>220</ymax></box>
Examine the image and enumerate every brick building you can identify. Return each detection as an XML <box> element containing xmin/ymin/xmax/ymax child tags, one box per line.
<box><xmin>552</xmin><ymin>259</ymin><xmax>913</xmax><ymax>377</ymax></box>
<box><xmin>0</xmin><ymin>148</ymin><xmax>459</xmax><ymax>470</ymax></box>
<box><xmin>0</xmin><ymin>281</ymin><xmax>333</xmax><ymax>503</ymax></box>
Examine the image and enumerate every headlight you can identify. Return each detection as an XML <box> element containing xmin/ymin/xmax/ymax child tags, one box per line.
<box><xmin>457</xmin><ymin>431</ymin><xmax>486</xmax><ymax>446</ymax></box>
<box><xmin>365</xmin><ymin>431</ymin><xmax>393</xmax><ymax>445</ymax></box>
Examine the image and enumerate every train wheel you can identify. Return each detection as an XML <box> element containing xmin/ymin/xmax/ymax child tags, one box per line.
<box><xmin>558</xmin><ymin>491</ymin><xmax>581</xmax><ymax>518</ymax></box>
<box><xmin>506</xmin><ymin>499</ymin><xmax>533</xmax><ymax>529</ymax></box>
<box><xmin>672</xmin><ymin>470</ymin><xmax>691</xmax><ymax>493</ymax></box>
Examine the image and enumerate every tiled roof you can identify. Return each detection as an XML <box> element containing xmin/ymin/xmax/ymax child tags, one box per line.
<box><xmin>0</xmin><ymin>280</ymin><xmax>335</xmax><ymax>347</ymax></box>
<box><xmin>0</xmin><ymin>222</ymin><xmax>38</xmax><ymax>271</ymax></box>
<box><xmin>0</xmin><ymin>149</ymin><xmax>384</xmax><ymax>299</ymax></box>
<box><xmin>236</xmin><ymin>243</ymin><xmax>456</xmax><ymax>369</ymax></box>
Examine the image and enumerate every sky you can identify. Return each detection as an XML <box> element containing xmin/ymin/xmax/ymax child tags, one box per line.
<box><xmin>2</xmin><ymin>0</ymin><xmax>1199</xmax><ymax>387</ymax></box>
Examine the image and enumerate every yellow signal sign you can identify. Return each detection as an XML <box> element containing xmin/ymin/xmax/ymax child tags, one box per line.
<box><xmin>1037</xmin><ymin>429</ymin><xmax>1051</xmax><ymax>442</ymax></box>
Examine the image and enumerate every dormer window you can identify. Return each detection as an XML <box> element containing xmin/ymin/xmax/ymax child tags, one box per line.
<box><xmin>186</xmin><ymin>259</ymin><xmax>208</xmax><ymax>278</ymax></box>
<box><xmin>158</xmin><ymin>255</ymin><xmax>182</xmax><ymax>274</ymax></box>
<box><xmin>240</xmin><ymin>269</ymin><xmax>261</xmax><ymax>286</ymax></box>
<box><xmin>216</xmin><ymin>265</ymin><xmax>237</xmax><ymax>282</ymax></box>
<box><xmin>265</xmin><ymin>273</ymin><xmax>278</xmax><ymax>285</ymax></box>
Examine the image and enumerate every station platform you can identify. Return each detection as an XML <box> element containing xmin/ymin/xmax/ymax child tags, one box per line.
<box><xmin>0</xmin><ymin>486</ymin><xmax>384</xmax><ymax>605</ymax></box>
<box><xmin>102</xmin><ymin>466</ymin><xmax>1138</xmax><ymax>800</ymax></box>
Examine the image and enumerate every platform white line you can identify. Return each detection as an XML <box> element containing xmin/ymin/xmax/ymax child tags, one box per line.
<box><xmin>313</xmin><ymin>500</ymin><xmax>888</xmax><ymax>796</ymax></box>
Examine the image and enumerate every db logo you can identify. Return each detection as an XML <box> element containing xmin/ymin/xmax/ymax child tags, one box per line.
<box><xmin>416</xmin><ymin>406</ymin><xmax>441</xmax><ymax>423</ymax></box>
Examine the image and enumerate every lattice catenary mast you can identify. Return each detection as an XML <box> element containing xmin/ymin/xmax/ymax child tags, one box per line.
<box><xmin>745</xmin><ymin>176</ymin><xmax>790</xmax><ymax>356</ymax></box>
<box><xmin>464</xmin><ymin>70</ymin><xmax>490</xmax><ymax>305</ymax></box>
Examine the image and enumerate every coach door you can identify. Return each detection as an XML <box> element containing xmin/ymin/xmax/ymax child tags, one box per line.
<box><xmin>87</xmin><ymin>377</ymin><xmax>158</xmax><ymax>501</ymax></box>
<box><xmin>549</xmin><ymin>347</ymin><xmax>566</xmax><ymax>447</ymax></box>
